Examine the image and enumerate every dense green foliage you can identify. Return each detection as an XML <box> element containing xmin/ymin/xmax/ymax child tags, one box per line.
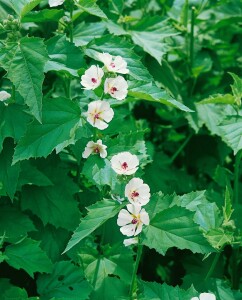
<box><xmin>0</xmin><ymin>0</ymin><xmax>242</xmax><ymax>299</ymax></box>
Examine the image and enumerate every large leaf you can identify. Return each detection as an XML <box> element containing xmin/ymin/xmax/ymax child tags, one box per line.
<box><xmin>13</xmin><ymin>97</ymin><xmax>81</xmax><ymax>164</ymax></box>
<box><xmin>130</xmin><ymin>17</ymin><xmax>178</xmax><ymax>65</ymax></box>
<box><xmin>140</xmin><ymin>281</ymin><xmax>197</xmax><ymax>300</ymax></box>
<box><xmin>143</xmin><ymin>206</ymin><xmax>214</xmax><ymax>255</ymax></box>
<box><xmin>73</xmin><ymin>22</ymin><xmax>106</xmax><ymax>47</ymax></box>
<box><xmin>21</xmin><ymin>182</ymin><xmax>81</xmax><ymax>231</ymax></box>
<box><xmin>0</xmin><ymin>205</ymin><xmax>36</xmax><ymax>243</ymax></box>
<box><xmin>64</xmin><ymin>199</ymin><xmax>123</xmax><ymax>253</ymax></box>
<box><xmin>219</xmin><ymin>116</ymin><xmax>242</xmax><ymax>154</ymax></box>
<box><xmin>37</xmin><ymin>261</ymin><xmax>92</xmax><ymax>300</ymax></box>
<box><xmin>0</xmin><ymin>103</ymin><xmax>31</xmax><ymax>152</ymax></box>
<box><xmin>44</xmin><ymin>35</ymin><xmax>85</xmax><ymax>77</ymax></box>
<box><xmin>9</xmin><ymin>0</ymin><xmax>41</xmax><ymax>18</ymax></box>
<box><xmin>128</xmin><ymin>80</ymin><xmax>193</xmax><ymax>112</ymax></box>
<box><xmin>5</xmin><ymin>238</ymin><xmax>52</xmax><ymax>278</ymax></box>
<box><xmin>77</xmin><ymin>0</ymin><xmax>107</xmax><ymax>19</ymax></box>
<box><xmin>0</xmin><ymin>139</ymin><xmax>20</xmax><ymax>200</ymax></box>
<box><xmin>77</xmin><ymin>243</ymin><xmax>134</xmax><ymax>289</ymax></box>
<box><xmin>0</xmin><ymin>37</ymin><xmax>48</xmax><ymax>122</ymax></box>
<box><xmin>22</xmin><ymin>9</ymin><xmax>64</xmax><ymax>23</ymax></box>
<box><xmin>85</xmin><ymin>35</ymin><xmax>153</xmax><ymax>82</ymax></box>
<box><xmin>3</xmin><ymin>287</ymin><xmax>28</xmax><ymax>300</ymax></box>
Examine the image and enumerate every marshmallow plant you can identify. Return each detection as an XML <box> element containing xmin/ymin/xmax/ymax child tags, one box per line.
<box><xmin>191</xmin><ymin>293</ymin><xmax>216</xmax><ymax>300</ymax></box>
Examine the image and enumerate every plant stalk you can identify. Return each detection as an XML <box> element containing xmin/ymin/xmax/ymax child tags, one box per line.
<box><xmin>129</xmin><ymin>242</ymin><xmax>143</xmax><ymax>299</ymax></box>
<box><xmin>170</xmin><ymin>132</ymin><xmax>193</xmax><ymax>163</ymax></box>
<box><xmin>234</xmin><ymin>150</ymin><xmax>242</xmax><ymax>205</ymax></box>
<box><xmin>190</xmin><ymin>6</ymin><xmax>196</xmax><ymax>70</ymax></box>
<box><xmin>205</xmin><ymin>252</ymin><xmax>220</xmax><ymax>281</ymax></box>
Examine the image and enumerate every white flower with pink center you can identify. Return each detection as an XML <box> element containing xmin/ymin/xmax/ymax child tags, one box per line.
<box><xmin>191</xmin><ymin>293</ymin><xmax>216</xmax><ymax>300</ymax></box>
<box><xmin>117</xmin><ymin>204</ymin><xmax>149</xmax><ymax>237</ymax></box>
<box><xmin>49</xmin><ymin>0</ymin><xmax>64</xmax><ymax>7</ymax></box>
<box><xmin>82</xmin><ymin>139</ymin><xmax>107</xmax><ymax>159</ymax></box>
<box><xmin>0</xmin><ymin>91</ymin><xmax>11</xmax><ymax>102</ymax></box>
<box><xmin>81</xmin><ymin>65</ymin><xmax>104</xmax><ymax>90</ymax></box>
<box><xmin>98</xmin><ymin>53</ymin><xmax>129</xmax><ymax>74</ymax></box>
<box><xmin>125</xmin><ymin>178</ymin><xmax>150</xmax><ymax>206</ymax></box>
<box><xmin>104</xmin><ymin>76</ymin><xmax>128</xmax><ymax>100</ymax></box>
<box><xmin>86</xmin><ymin>100</ymin><xmax>114</xmax><ymax>130</ymax></box>
<box><xmin>123</xmin><ymin>237</ymin><xmax>138</xmax><ymax>247</ymax></box>
<box><xmin>110</xmin><ymin>152</ymin><xmax>139</xmax><ymax>175</ymax></box>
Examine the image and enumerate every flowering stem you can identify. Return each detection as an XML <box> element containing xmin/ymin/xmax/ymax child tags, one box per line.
<box><xmin>190</xmin><ymin>6</ymin><xmax>196</xmax><ymax>70</ymax></box>
<box><xmin>129</xmin><ymin>241</ymin><xmax>143</xmax><ymax>299</ymax></box>
<box><xmin>205</xmin><ymin>251</ymin><xmax>221</xmax><ymax>281</ymax></box>
<box><xmin>234</xmin><ymin>150</ymin><xmax>242</xmax><ymax>205</ymax></box>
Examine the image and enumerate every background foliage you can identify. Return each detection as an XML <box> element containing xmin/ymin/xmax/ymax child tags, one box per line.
<box><xmin>0</xmin><ymin>0</ymin><xmax>242</xmax><ymax>299</ymax></box>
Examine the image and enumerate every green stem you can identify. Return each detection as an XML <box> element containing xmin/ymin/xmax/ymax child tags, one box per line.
<box><xmin>129</xmin><ymin>242</ymin><xmax>143</xmax><ymax>300</ymax></box>
<box><xmin>205</xmin><ymin>251</ymin><xmax>221</xmax><ymax>281</ymax></box>
<box><xmin>12</xmin><ymin>84</ymin><xmax>15</xmax><ymax>101</ymax></box>
<box><xmin>234</xmin><ymin>150</ymin><xmax>242</xmax><ymax>205</ymax></box>
<box><xmin>170</xmin><ymin>132</ymin><xmax>193</xmax><ymax>163</ymax></box>
<box><xmin>69</xmin><ymin>1</ymin><xmax>74</xmax><ymax>43</ymax></box>
<box><xmin>190</xmin><ymin>6</ymin><xmax>196</xmax><ymax>70</ymax></box>
<box><xmin>92</xmin><ymin>256</ymin><xmax>101</xmax><ymax>289</ymax></box>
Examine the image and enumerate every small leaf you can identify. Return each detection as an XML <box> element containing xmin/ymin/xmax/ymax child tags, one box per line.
<box><xmin>22</xmin><ymin>9</ymin><xmax>64</xmax><ymax>23</ymax></box>
<box><xmin>198</xmin><ymin>94</ymin><xmax>235</xmax><ymax>105</ymax></box>
<box><xmin>229</xmin><ymin>72</ymin><xmax>242</xmax><ymax>106</ymax></box>
<box><xmin>5</xmin><ymin>238</ymin><xmax>53</xmax><ymax>278</ymax></box>
<box><xmin>77</xmin><ymin>0</ymin><xmax>107</xmax><ymax>19</ymax></box>
<box><xmin>9</xmin><ymin>0</ymin><xmax>41</xmax><ymax>18</ymax></box>
<box><xmin>73</xmin><ymin>22</ymin><xmax>106</xmax><ymax>47</ymax></box>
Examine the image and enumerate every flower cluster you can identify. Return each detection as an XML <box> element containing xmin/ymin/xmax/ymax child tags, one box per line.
<box><xmin>80</xmin><ymin>55</ymin><xmax>150</xmax><ymax>247</ymax></box>
<box><xmin>111</xmin><ymin>152</ymin><xmax>151</xmax><ymax>246</ymax></box>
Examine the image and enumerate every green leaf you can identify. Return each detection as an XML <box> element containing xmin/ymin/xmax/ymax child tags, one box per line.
<box><xmin>229</xmin><ymin>72</ymin><xmax>242</xmax><ymax>105</ymax></box>
<box><xmin>85</xmin><ymin>35</ymin><xmax>153</xmax><ymax>82</ymax></box>
<box><xmin>77</xmin><ymin>0</ymin><xmax>107</xmax><ymax>19</ymax></box>
<box><xmin>73</xmin><ymin>22</ymin><xmax>106</xmax><ymax>47</ymax></box>
<box><xmin>140</xmin><ymin>281</ymin><xmax>197</xmax><ymax>300</ymax></box>
<box><xmin>22</xmin><ymin>9</ymin><xmax>64</xmax><ymax>23</ymax></box>
<box><xmin>21</xmin><ymin>183</ymin><xmax>81</xmax><ymax>231</ymax></box>
<box><xmin>128</xmin><ymin>80</ymin><xmax>193</xmax><ymax>112</ymax></box>
<box><xmin>198</xmin><ymin>94</ymin><xmax>235</xmax><ymax>105</ymax></box>
<box><xmin>143</xmin><ymin>206</ymin><xmax>214</xmax><ymax>255</ymax></box>
<box><xmin>13</xmin><ymin>97</ymin><xmax>81</xmax><ymax>163</ymax></box>
<box><xmin>130</xmin><ymin>17</ymin><xmax>178</xmax><ymax>65</ymax></box>
<box><xmin>0</xmin><ymin>139</ymin><xmax>20</xmax><ymax>200</ymax></box>
<box><xmin>3</xmin><ymin>287</ymin><xmax>28</xmax><ymax>300</ymax></box>
<box><xmin>0</xmin><ymin>37</ymin><xmax>48</xmax><ymax>122</ymax></box>
<box><xmin>0</xmin><ymin>103</ymin><xmax>31</xmax><ymax>152</ymax></box>
<box><xmin>9</xmin><ymin>0</ymin><xmax>41</xmax><ymax>18</ymax></box>
<box><xmin>37</xmin><ymin>261</ymin><xmax>92</xmax><ymax>300</ymax></box>
<box><xmin>77</xmin><ymin>243</ymin><xmax>134</xmax><ymax>289</ymax></box>
<box><xmin>64</xmin><ymin>199</ymin><xmax>123</xmax><ymax>253</ymax></box>
<box><xmin>206</xmin><ymin>228</ymin><xmax>234</xmax><ymax>249</ymax></box>
<box><xmin>44</xmin><ymin>35</ymin><xmax>85</xmax><ymax>77</ymax></box>
<box><xmin>0</xmin><ymin>205</ymin><xmax>36</xmax><ymax>243</ymax></box>
<box><xmin>219</xmin><ymin>115</ymin><xmax>242</xmax><ymax>154</ymax></box>
<box><xmin>5</xmin><ymin>238</ymin><xmax>52</xmax><ymax>278</ymax></box>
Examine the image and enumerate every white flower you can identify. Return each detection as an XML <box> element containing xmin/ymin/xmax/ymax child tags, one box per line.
<box><xmin>104</xmin><ymin>76</ymin><xmax>128</xmax><ymax>100</ymax></box>
<box><xmin>0</xmin><ymin>91</ymin><xmax>11</xmax><ymax>102</ymax></box>
<box><xmin>123</xmin><ymin>237</ymin><xmax>138</xmax><ymax>247</ymax></box>
<box><xmin>117</xmin><ymin>204</ymin><xmax>149</xmax><ymax>237</ymax></box>
<box><xmin>82</xmin><ymin>140</ymin><xmax>107</xmax><ymax>159</ymax></box>
<box><xmin>191</xmin><ymin>293</ymin><xmax>216</xmax><ymax>300</ymax></box>
<box><xmin>49</xmin><ymin>0</ymin><xmax>64</xmax><ymax>7</ymax></box>
<box><xmin>86</xmin><ymin>100</ymin><xmax>114</xmax><ymax>130</ymax></box>
<box><xmin>81</xmin><ymin>65</ymin><xmax>104</xmax><ymax>90</ymax></box>
<box><xmin>125</xmin><ymin>178</ymin><xmax>150</xmax><ymax>206</ymax></box>
<box><xmin>98</xmin><ymin>52</ymin><xmax>129</xmax><ymax>74</ymax></box>
<box><xmin>110</xmin><ymin>152</ymin><xmax>139</xmax><ymax>175</ymax></box>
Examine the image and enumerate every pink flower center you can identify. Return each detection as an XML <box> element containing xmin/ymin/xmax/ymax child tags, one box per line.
<box><xmin>94</xmin><ymin>147</ymin><xmax>100</xmax><ymax>153</ymax></box>
<box><xmin>110</xmin><ymin>62</ymin><xmax>116</xmax><ymax>68</ymax></box>
<box><xmin>121</xmin><ymin>162</ymin><xmax>128</xmax><ymax>170</ymax></box>
<box><xmin>111</xmin><ymin>87</ymin><xmax>117</xmax><ymax>94</ymax></box>
<box><xmin>131</xmin><ymin>191</ymin><xmax>139</xmax><ymax>198</ymax></box>
<box><xmin>91</xmin><ymin>78</ymin><xmax>97</xmax><ymax>83</ymax></box>
<box><xmin>132</xmin><ymin>218</ymin><xmax>138</xmax><ymax>224</ymax></box>
<box><xmin>94</xmin><ymin>113</ymin><xmax>100</xmax><ymax>120</ymax></box>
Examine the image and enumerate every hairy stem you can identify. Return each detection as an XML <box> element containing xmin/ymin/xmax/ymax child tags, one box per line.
<box><xmin>129</xmin><ymin>242</ymin><xmax>143</xmax><ymax>299</ymax></box>
<box><xmin>234</xmin><ymin>150</ymin><xmax>242</xmax><ymax>205</ymax></box>
<box><xmin>205</xmin><ymin>251</ymin><xmax>221</xmax><ymax>281</ymax></box>
<box><xmin>170</xmin><ymin>132</ymin><xmax>193</xmax><ymax>163</ymax></box>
